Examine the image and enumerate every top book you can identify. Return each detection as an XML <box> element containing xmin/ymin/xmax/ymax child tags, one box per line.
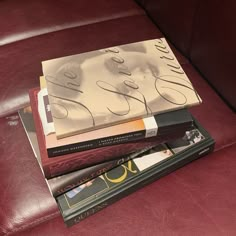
<box><xmin>42</xmin><ymin>38</ymin><xmax>201</xmax><ymax>139</ymax></box>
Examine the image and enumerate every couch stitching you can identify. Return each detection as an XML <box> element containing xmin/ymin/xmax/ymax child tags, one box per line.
<box><xmin>4</xmin><ymin>211</ymin><xmax>60</xmax><ymax>236</ymax></box>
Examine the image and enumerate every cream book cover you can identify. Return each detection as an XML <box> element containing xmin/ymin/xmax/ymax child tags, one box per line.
<box><xmin>42</xmin><ymin>38</ymin><xmax>201</xmax><ymax>138</ymax></box>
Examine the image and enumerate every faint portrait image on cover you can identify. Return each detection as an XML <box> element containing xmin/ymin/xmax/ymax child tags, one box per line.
<box><xmin>43</xmin><ymin>38</ymin><xmax>201</xmax><ymax>139</ymax></box>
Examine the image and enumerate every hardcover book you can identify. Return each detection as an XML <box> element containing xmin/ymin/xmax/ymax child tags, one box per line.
<box><xmin>57</xmin><ymin>120</ymin><xmax>215</xmax><ymax>227</ymax></box>
<box><xmin>18</xmin><ymin>106</ymin><xmax>153</xmax><ymax>197</ymax></box>
<box><xmin>29</xmin><ymin>88</ymin><xmax>193</xmax><ymax>178</ymax></box>
<box><xmin>37</xmin><ymin>87</ymin><xmax>193</xmax><ymax>157</ymax></box>
<box><xmin>42</xmin><ymin>38</ymin><xmax>201</xmax><ymax>138</ymax></box>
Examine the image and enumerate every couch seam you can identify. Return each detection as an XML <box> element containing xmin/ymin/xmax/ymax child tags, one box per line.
<box><xmin>4</xmin><ymin>211</ymin><xmax>60</xmax><ymax>236</ymax></box>
<box><xmin>0</xmin><ymin>10</ymin><xmax>145</xmax><ymax>47</ymax></box>
<box><xmin>214</xmin><ymin>140</ymin><xmax>236</xmax><ymax>153</ymax></box>
<box><xmin>187</xmin><ymin>0</ymin><xmax>201</xmax><ymax>58</ymax></box>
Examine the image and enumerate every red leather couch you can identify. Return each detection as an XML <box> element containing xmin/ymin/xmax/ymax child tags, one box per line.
<box><xmin>0</xmin><ymin>0</ymin><xmax>235</xmax><ymax>235</ymax></box>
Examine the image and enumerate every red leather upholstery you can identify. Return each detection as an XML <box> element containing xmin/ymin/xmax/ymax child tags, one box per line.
<box><xmin>185</xmin><ymin>63</ymin><xmax>236</xmax><ymax>151</ymax></box>
<box><xmin>0</xmin><ymin>0</ymin><xmax>236</xmax><ymax>235</ymax></box>
<box><xmin>0</xmin><ymin>115</ymin><xmax>59</xmax><ymax>235</ymax></box>
<box><xmin>0</xmin><ymin>0</ymin><xmax>144</xmax><ymax>46</ymax></box>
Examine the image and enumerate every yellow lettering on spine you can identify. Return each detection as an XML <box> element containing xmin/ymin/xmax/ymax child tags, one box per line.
<box><xmin>105</xmin><ymin>161</ymin><xmax>137</xmax><ymax>183</ymax></box>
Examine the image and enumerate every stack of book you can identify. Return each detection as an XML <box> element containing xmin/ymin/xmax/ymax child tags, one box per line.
<box><xmin>19</xmin><ymin>38</ymin><xmax>215</xmax><ymax>227</ymax></box>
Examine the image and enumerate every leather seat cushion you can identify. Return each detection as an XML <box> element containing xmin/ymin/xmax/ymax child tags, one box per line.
<box><xmin>0</xmin><ymin>0</ymin><xmax>144</xmax><ymax>46</ymax></box>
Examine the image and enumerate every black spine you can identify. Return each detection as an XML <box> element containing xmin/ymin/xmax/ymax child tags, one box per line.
<box><xmin>48</xmin><ymin>130</ymin><xmax>146</xmax><ymax>157</ymax></box>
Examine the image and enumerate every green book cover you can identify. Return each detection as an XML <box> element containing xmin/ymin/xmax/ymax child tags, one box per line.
<box><xmin>57</xmin><ymin>119</ymin><xmax>214</xmax><ymax>227</ymax></box>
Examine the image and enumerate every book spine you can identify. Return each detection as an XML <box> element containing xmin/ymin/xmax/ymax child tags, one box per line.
<box><xmin>47</xmin><ymin>130</ymin><xmax>147</xmax><ymax>157</ymax></box>
<box><xmin>45</xmin><ymin>130</ymin><xmax>185</xmax><ymax>178</ymax></box>
<box><xmin>29</xmin><ymin>89</ymin><xmax>194</xmax><ymax>179</ymax></box>
<box><xmin>63</xmin><ymin>140</ymin><xmax>215</xmax><ymax>227</ymax></box>
<box><xmin>47</xmin><ymin>115</ymin><xmax>158</xmax><ymax>157</ymax></box>
<box><xmin>49</xmin><ymin>146</ymin><xmax>152</xmax><ymax>197</ymax></box>
<box><xmin>47</xmin><ymin>109</ymin><xmax>193</xmax><ymax>158</ymax></box>
<box><xmin>50</xmin><ymin>162</ymin><xmax>115</xmax><ymax>197</ymax></box>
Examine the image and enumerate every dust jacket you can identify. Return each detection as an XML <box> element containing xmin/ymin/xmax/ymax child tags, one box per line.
<box><xmin>57</xmin><ymin>120</ymin><xmax>215</xmax><ymax>227</ymax></box>
<box><xmin>37</xmin><ymin>88</ymin><xmax>193</xmax><ymax>157</ymax></box>
<box><xmin>42</xmin><ymin>38</ymin><xmax>201</xmax><ymax>139</ymax></box>
<box><xmin>29</xmin><ymin>88</ymin><xmax>188</xmax><ymax>178</ymax></box>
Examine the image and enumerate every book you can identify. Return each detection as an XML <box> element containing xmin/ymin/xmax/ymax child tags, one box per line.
<box><xmin>18</xmin><ymin>106</ymin><xmax>154</xmax><ymax>197</ymax></box>
<box><xmin>47</xmin><ymin>150</ymin><xmax>150</xmax><ymax>197</ymax></box>
<box><xmin>37</xmin><ymin>87</ymin><xmax>193</xmax><ymax>157</ymax></box>
<box><xmin>57</xmin><ymin>120</ymin><xmax>215</xmax><ymax>227</ymax></box>
<box><xmin>19</xmin><ymin>106</ymin><xmax>155</xmax><ymax>196</ymax></box>
<box><xmin>29</xmin><ymin>88</ymin><xmax>193</xmax><ymax>178</ymax></box>
<box><xmin>42</xmin><ymin>37</ymin><xmax>201</xmax><ymax>139</ymax></box>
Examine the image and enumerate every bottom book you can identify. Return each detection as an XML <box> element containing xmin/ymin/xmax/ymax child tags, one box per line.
<box><xmin>57</xmin><ymin>119</ymin><xmax>215</xmax><ymax>227</ymax></box>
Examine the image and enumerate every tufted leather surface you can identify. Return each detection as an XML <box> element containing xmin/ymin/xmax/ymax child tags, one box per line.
<box><xmin>0</xmin><ymin>0</ymin><xmax>236</xmax><ymax>235</ymax></box>
<box><xmin>0</xmin><ymin>114</ymin><xmax>59</xmax><ymax>236</ymax></box>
